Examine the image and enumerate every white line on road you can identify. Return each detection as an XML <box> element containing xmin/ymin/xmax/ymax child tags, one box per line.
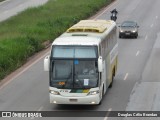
<box><xmin>37</xmin><ymin>106</ymin><xmax>43</xmax><ymax>111</ymax></box>
<box><xmin>145</xmin><ymin>35</ymin><xmax>148</xmax><ymax>40</ymax></box>
<box><xmin>136</xmin><ymin>51</ymin><xmax>140</xmax><ymax>56</ymax></box>
<box><xmin>124</xmin><ymin>73</ymin><xmax>129</xmax><ymax>80</ymax></box>
<box><xmin>104</xmin><ymin>108</ymin><xmax>112</xmax><ymax>120</ymax></box>
<box><xmin>156</xmin><ymin>16</ymin><xmax>158</xmax><ymax>19</ymax></box>
<box><xmin>150</xmin><ymin>24</ymin><xmax>154</xmax><ymax>28</ymax></box>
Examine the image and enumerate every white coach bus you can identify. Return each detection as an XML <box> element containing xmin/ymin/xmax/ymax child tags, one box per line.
<box><xmin>44</xmin><ymin>20</ymin><xmax>118</xmax><ymax>105</ymax></box>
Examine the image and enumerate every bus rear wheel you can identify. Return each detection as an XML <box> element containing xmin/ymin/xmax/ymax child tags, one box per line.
<box><xmin>109</xmin><ymin>68</ymin><xmax>115</xmax><ymax>88</ymax></box>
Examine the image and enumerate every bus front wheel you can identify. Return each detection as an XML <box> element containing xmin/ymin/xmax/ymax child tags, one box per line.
<box><xmin>98</xmin><ymin>86</ymin><xmax>104</xmax><ymax>105</ymax></box>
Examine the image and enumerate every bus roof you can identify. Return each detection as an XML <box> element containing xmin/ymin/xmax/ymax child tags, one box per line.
<box><xmin>67</xmin><ymin>20</ymin><xmax>114</xmax><ymax>33</ymax></box>
<box><xmin>52</xmin><ymin>20</ymin><xmax>116</xmax><ymax>46</ymax></box>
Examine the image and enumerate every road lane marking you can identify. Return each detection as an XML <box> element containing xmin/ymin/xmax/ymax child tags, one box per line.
<box><xmin>150</xmin><ymin>24</ymin><xmax>153</xmax><ymax>28</ymax></box>
<box><xmin>145</xmin><ymin>35</ymin><xmax>148</xmax><ymax>40</ymax></box>
<box><xmin>136</xmin><ymin>51</ymin><xmax>140</xmax><ymax>56</ymax></box>
<box><xmin>104</xmin><ymin>108</ymin><xmax>112</xmax><ymax>120</ymax></box>
<box><xmin>94</xmin><ymin>0</ymin><xmax>118</xmax><ymax>19</ymax></box>
<box><xmin>156</xmin><ymin>16</ymin><xmax>158</xmax><ymax>19</ymax></box>
<box><xmin>124</xmin><ymin>73</ymin><xmax>129</xmax><ymax>80</ymax></box>
<box><xmin>37</xmin><ymin>106</ymin><xmax>43</xmax><ymax>111</ymax></box>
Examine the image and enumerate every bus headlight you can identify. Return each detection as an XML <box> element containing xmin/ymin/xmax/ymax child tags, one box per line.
<box><xmin>87</xmin><ymin>90</ymin><xmax>99</xmax><ymax>95</ymax></box>
<box><xmin>50</xmin><ymin>90</ymin><xmax>60</xmax><ymax>95</ymax></box>
<box><xmin>120</xmin><ymin>30</ymin><xmax>124</xmax><ymax>33</ymax></box>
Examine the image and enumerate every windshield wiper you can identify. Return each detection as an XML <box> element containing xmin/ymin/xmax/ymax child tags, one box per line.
<box><xmin>62</xmin><ymin>67</ymin><xmax>72</xmax><ymax>89</ymax></box>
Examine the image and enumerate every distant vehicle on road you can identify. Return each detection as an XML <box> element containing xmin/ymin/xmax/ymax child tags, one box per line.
<box><xmin>118</xmin><ymin>21</ymin><xmax>139</xmax><ymax>38</ymax></box>
<box><xmin>44</xmin><ymin>20</ymin><xmax>118</xmax><ymax>105</ymax></box>
<box><xmin>110</xmin><ymin>9</ymin><xmax>118</xmax><ymax>22</ymax></box>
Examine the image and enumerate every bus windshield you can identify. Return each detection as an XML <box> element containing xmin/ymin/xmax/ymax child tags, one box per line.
<box><xmin>50</xmin><ymin>59</ymin><xmax>98</xmax><ymax>89</ymax></box>
<box><xmin>51</xmin><ymin>46</ymin><xmax>97</xmax><ymax>58</ymax></box>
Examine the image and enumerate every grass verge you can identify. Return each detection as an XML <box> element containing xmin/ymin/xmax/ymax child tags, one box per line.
<box><xmin>0</xmin><ymin>0</ymin><xmax>114</xmax><ymax>80</ymax></box>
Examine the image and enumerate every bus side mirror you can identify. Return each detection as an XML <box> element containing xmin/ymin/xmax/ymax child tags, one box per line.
<box><xmin>98</xmin><ymin>56</ymin><xmax>103</xmax><ymax>72</ymax></box>
<box><xmin>44</xmin><ymin>55</ymin><xmax>50</xmax><ymax>71</ymax></box>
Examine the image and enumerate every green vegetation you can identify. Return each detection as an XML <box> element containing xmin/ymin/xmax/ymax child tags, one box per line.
<box><xmin>0</xmin><ymin>0</ymin><xmax>114</xmax><ymax>80</ymax></box>
<box><xmin>0</xmin><ymin>0</ymin><xmax>5</xmax><ymax>2</ymax></box>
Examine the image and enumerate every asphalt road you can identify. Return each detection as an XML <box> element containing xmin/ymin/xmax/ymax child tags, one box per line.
<box><xmin>0</xmin><ymin>0</ymin><xmax>48</xmax><ymax>21</ymax></box>
<box><xmin>1</xmin><ymin>0</ymin><xmax>160</xmax><ymax>120</ymax></box>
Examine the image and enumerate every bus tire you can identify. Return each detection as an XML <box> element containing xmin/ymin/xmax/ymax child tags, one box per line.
<box><xmin>98</xmin><ymin>99</ymin><xmax>102</xmax><ymax>105</ymax></box>
<box><xmin>109</xmin><ymin>68</ymin><xmax>115</xmax><ymax>88</ymax></box>
<box><xmin>98</xmin><ymin>86</ymin><xmax>104</xmax><ymax>105</ymax></box>
<box><xmin>109</xmin><ymin>78</ymin><xmax>113</xmax><ymax>88</ymax></box>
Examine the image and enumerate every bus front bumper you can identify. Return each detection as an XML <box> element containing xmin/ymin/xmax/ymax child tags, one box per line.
<box><xmin>50</xmin><ymin>94</ymin><xmax>101</xmax><ymax>105</ymax></box>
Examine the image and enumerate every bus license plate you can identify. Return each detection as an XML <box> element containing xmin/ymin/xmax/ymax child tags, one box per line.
<box><xmin>69</xmin><ymin>99</ymin><xmax>78</xmax><ymax>102</ymax></box>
